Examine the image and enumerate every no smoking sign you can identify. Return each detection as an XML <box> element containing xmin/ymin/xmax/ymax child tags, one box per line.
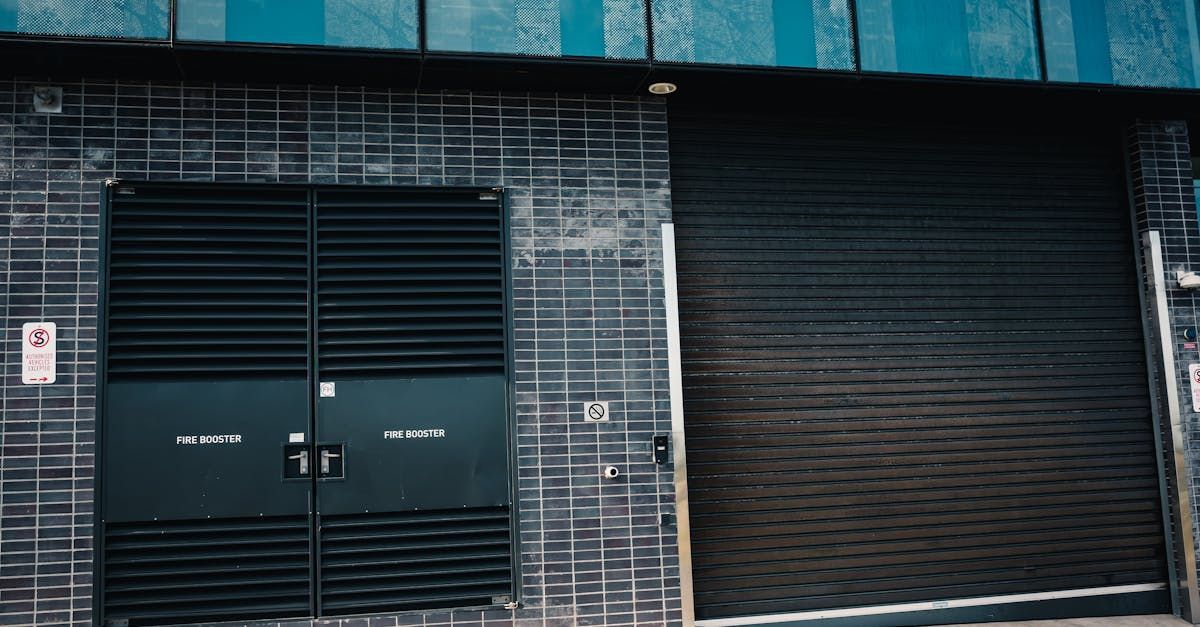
<box><xmin>583</xmin><ymin>401</ymin><xmax>609</xmax><ymax>423</ymax></box>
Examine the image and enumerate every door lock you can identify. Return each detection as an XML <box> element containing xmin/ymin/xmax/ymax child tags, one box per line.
<box><xmin>317</xmin><ymin>444</ymin><xmax>345</xmax><ymax>479</ymax></box>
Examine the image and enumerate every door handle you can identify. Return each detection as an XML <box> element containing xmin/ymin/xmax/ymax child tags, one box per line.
<box><xmin>321</xmin><ymin>449</ymin><xmax>341</xmax><ymax>475</ymax></box>
<box><xmin>316</xmin><ymin>444</ymin><xmax>345</xmax><ymax>478</ymax></box>
<box><xmin>288</xmin><ymin>450</ymin><xmax>309</xmax><ymax>476</ymax></box>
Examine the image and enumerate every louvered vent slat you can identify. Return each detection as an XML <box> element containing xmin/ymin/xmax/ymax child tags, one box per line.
<box><xmin>319</xmin><ymin>507</ymin><xmax>513</xmax><ymax>614</ymax></box>
<box><xmin>107</xmin><ymin>187</ymin><xmax>310</xmax><ymax>381</ymax></box>
<box><xmin>316</xmin><ymin>190</ymin><xmax>505</xmax><ymax>379</ymax></box>
<box><xmin>103</xmin><ymin>516</ymin><xmax>311</xmax><ymax>626</ymax></box>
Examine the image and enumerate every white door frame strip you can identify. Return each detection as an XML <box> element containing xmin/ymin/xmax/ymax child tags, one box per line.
<box><xmin>662</xmin><ymin>223</ymin><xmax>697</xmax><ymax>626</ymax></box>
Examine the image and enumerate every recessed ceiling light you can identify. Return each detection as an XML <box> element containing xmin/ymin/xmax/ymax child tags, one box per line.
<box><xmin>648</xmin><ymin>82</ymin><xmax>678</xmax><ymax>95</ymax></box>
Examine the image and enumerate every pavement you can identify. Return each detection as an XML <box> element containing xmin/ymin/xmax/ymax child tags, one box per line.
<box><xmin>947</xmin><ymin>616</ymin><xmax>1190</xmax><ymax>627</ymax></box>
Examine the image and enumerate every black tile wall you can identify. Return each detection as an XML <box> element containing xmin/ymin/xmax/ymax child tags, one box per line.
<box><xmin>0</xmin><ymin>81</ymin><xmax>680</xmax><ymax>626</ymax></box>
<box><xmin>1128</xmin><ymin>119</ymin><xmax>1200</xmax><ymax>587</ymax></box>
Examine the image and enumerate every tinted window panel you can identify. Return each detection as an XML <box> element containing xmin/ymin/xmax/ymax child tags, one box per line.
<box><xmin>177</xmin><ymin>0</ymin><xmax>418</xmax><ymax>49</ymax></box>
<box><xmin>0</xmin><ymin>0</ymin><xmax>168</xmax><ymax>39</ymax></box>
<box><xmin>425</xmin><ymin>0</ymin><xmax>647</xmax><ymax>59</ymax></box>
<box><xmin>651</xmin><ymin>0</ymin><xmax>855</xmax><ymax>69</ymax></box>
<box><xmin>857</xmin><ymin>0</ymin><xmax>1040</xmax><ymax>80</ymax></box>
<box><xmin>1040</xmin><ymin>0</ymin><xmax>1200</xmax><ymax>88</ymax></box>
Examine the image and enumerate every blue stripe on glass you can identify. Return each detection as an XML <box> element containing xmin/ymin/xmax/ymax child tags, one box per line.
<box><xmin>1067</xmin><ymin>0</ymin><xmax>1113</xmax><ymax>85</ymax></box>
<box><xmin>561</xmin><ymin>0</ymin><xmax>606</xmax><ymax>57</ymax></box>
<box><xmin>891</xmin><ymin>0</ymin><xmax>970</xmax><ymax>76</ymax></box>
<box><xmin>772</xmin><ymin>0</ymin><xmax>817</xmax><ymax>68</ymax></box>
<box><xmin>226</xmin><ymin>0</ymin><xmax>324</xmax><ymax>46</ymax></box>
<box><xmin>0</xmin><ymin>0</ymin><xmax>14</xmax><ymax>32</ymax></box>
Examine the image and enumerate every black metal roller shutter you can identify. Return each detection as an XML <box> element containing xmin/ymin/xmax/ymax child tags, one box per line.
<box><xmin>669</xmin><ymin>112</ymin><xmax>1168</xmax><ymax>622</ymax></box>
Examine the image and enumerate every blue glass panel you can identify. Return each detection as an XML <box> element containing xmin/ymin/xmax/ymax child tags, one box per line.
<box><xmin>651</xmin><ymin>0</ymin><xmax>854</xmax><ymax>69</ymax></box>
<box><xmin>176</xmin><ymin>0</ymin><xmax>418</xmax><ymax>49</ymax></box>
<box><xmin>1040</xmin><ymin>0</ymin><xmax>1200</xmax><ymax>88</ymax></box>
<box><xmin>0</xmin><ymin>1</ymin><xmax>15</xmax><ymax>32</ymax></box>
<box><xmin>426</xmin><ymin>0</ymin><xmax>648</xmax><ymax>59</ymax></box>
<box><xmin>858</xmin><ymin>0</ymin><xmax>1040</xmax><ymax>80</ymax></box>
<box><xmin>1</xmin><ymin>0</ymin><xmax>168</xmax><ymax>38</ymax></box>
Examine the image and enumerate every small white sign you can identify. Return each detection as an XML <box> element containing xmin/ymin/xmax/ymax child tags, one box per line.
<box><xmin>583</xmin><ymin>401</ymin><xmax>609</xmax><ymax>422</ymax></box>
<box><xmin>319</xmin><ymin>382</ymin><xmax>336</xmax><ymax>398</ymax></box>
<box><xmin>22</xmin><ymin>322</ymin><xmax>56</xmax><ymax>385</ymax></box>
<box><xmin>289</xmin><ymin>432</ymin><xmax>305</xmax><ymax>443</ymax></box>
<box><xmin>1190</xmin><ymin>364</ymin><xmax>1200</xmax><ymax>413</ymax></box>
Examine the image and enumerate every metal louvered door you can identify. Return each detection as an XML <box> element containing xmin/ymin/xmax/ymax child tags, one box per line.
<box><xmin>670</xmin><ymin>113</ymin><xmax>1170</xmax><ymax>624</ymax></box>
<box><xmin>313</xmin><ymin>188</ymin><xmax>515</xmax><ymax>616</ymax></box>
<box><xmin>102</xmin><ymin>184</ymin><xmax>313</xmax><ymax>626</ymax></box>
<box><xmin>102</xmin><ymin>184</ymin><xmax>514</xmax><ymax>625</ymax></box>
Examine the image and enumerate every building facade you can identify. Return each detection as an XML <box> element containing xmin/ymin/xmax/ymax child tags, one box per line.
<box><xmin>3</xmin><ymin>2</ymin><xmax>1200</xmax><ymax>627</ymax></box>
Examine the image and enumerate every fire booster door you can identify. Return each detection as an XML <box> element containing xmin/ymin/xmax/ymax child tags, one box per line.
<box><xmin>98</xmin><ymin>183</ymin><xmax>515</xmax><ymax>626</ymax></box>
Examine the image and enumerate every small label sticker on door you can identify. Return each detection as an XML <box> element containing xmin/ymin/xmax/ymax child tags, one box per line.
<box><xmin>319</xmin><ymin>382</ymin><xmax>335</xmax><ymax>398</ymax></box>
<box><xmin>289</xmin><ymin>432</ymin><xmax>305</xmax><ymax>443</ymax></box>
<box><xmin>583</xmin><ymin>401</ymin><xmax>609</xmax><ymax>422</ymax></box>
<box><xmin>22</xmin><ymin>322</ymin><xmax>56</xmax><ymax>385</ymax></box>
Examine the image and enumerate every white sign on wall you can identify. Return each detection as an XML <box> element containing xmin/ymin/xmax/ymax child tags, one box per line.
<box><xmin>583</xmin><ymin>401</ymin><xmax>609</xmax><ymax>422</ymax></box>
<box><xmin>1190</xmin><ymin>364</ymin><xmax>1200</xmax><ymax>413</ymax></box>
<box><xmin>22</xmin><ymin>322</ymin><xmax>56</xmax><ymax>385</ymax></box>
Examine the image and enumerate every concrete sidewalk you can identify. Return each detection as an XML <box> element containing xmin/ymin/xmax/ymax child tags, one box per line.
<box><xmin>948</xmin><ymin>616</ymin><xmax>1190</xmax><ymax>626</ymax></box>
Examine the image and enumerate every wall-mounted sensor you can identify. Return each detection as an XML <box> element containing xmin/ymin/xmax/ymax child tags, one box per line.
<box><xmin>1178</xmin><ymin>271</ymin><xmax>1200</xmax><ymax>290</ymax></box>
<box><xmin>653</xmin><ymin>435</ymin><xmax>669</xmax><ymax>465</ymax></box>
<box><xmin>603</xmin><ymin>465</ymin><xmax>620</xmax><ymax>480</ymax></box>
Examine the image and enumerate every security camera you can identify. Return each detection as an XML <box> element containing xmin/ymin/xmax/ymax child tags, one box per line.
<box><xmin>32</xmin><ymin>86</ymin><xmax>62</xmax><ymax>113</ymax></box>
<box><xmin>602</xmin><ymin>465</ymin><xmax>620</xmax><ymax>480</ymax></box>
<box><xmin>1178</xmin><ymin>271</ymin><xmax>1200</xmax><ymax>290</ymax></box>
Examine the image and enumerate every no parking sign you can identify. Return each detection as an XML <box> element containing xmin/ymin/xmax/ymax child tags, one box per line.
<box><xmin>1191</xmin><ymin>363</ymin><xmax>1200</xmax><ymax>413</ymax></box>
<box><xmin>22</xmin><ymin>322</ymin><xmax>56</xmax><ymax>385</ymax></box>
